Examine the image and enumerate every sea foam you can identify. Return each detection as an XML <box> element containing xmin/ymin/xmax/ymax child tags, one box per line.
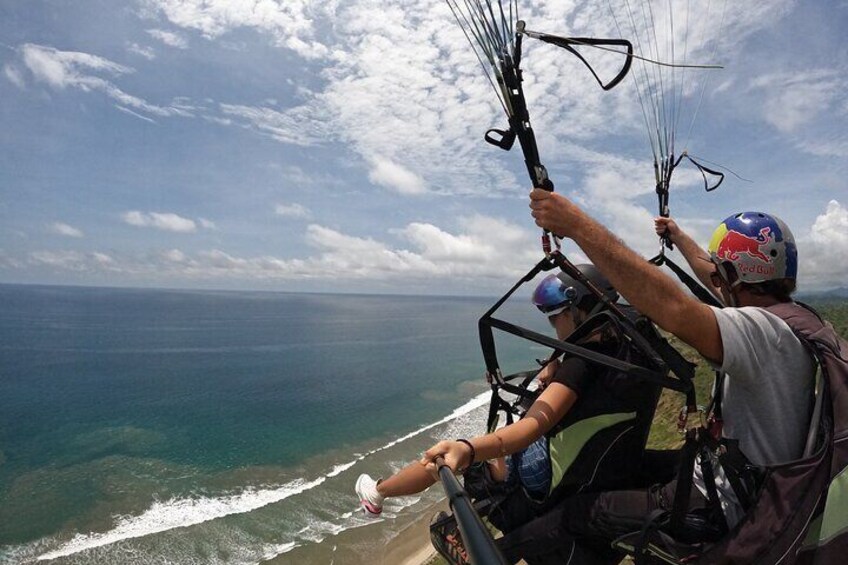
<box><xmin>35</xmin><ymin>391</ymin><xmax>490</xmax><ymax>562</ymax></box>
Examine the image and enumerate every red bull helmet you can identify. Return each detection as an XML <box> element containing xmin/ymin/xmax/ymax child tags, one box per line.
<box><xmin>708</xmin><ymin>212</ymin><xmax>798</xmax><ymax>284</ymax></box>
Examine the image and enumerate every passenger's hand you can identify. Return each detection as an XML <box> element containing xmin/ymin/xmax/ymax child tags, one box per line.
<box><xmin>420</xmin><ymin>440</ymin><xmax>473</xmax><ymax>478</ymax></box>
<box><xmin>654</xmin><ymin>217</ymin><xmax>681</xmax><ymax>242</ymax></box>
<box><xmin>529</xmin><ymin>189</ymin><xmax>581</xmax><ymax>238</ymax></box>
<box><xmin>536</xmin><ymin>358</ymin><xmax>560</xmax><ymax>391</ymax></box>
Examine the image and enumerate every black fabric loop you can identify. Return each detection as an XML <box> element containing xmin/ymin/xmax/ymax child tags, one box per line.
<box><xmin>456</xmin><ymin>439</ymin><xmax>477</xmax><ymax>468</ymax></box>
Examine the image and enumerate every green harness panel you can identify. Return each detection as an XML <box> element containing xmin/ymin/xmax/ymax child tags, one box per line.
<box><xmin>548</xmin><ymin>412</ymin><xmax>637</xmax><ymax>495</ymax></box>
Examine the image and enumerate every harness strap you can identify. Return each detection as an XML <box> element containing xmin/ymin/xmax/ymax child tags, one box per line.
<box><xmin>697</xmin><ymin>445</ymin><xmax>729</xmax><ymax>535</ymax></box>
<box><xmin>669</xmin><ymin>429</ymin><xmax>699</xmax><ymax>535</ymax></box>
<box><xmin>717</xmin><ymin>439</ymin><xmax>761</xmax><ymax>511</ymax></box>
<box><xmin>632</xmin><ymin>509</ymin><xmax>670</xmax><ymax>565</ymax></box>
<box><xmin>650</xmin><ymin>253</ymin><xmax>723</xmax><ymax>309</ymax></box>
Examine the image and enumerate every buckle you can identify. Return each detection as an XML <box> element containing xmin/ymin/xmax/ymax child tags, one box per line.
<box><xmin>677</xmin><ymin>405</ymin><xmax>706</xmax><ymax>434</ymax></box>
<box><xmin>485</xmin><ymin>369</ymin><xmax>504</xmax><ymax>386</ymax></box>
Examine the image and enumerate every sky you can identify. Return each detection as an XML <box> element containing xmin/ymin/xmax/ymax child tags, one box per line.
<box><xmin>0</xmin><ymin>0</ymin><xmax>846</xmax><ymax>295</ymax></box>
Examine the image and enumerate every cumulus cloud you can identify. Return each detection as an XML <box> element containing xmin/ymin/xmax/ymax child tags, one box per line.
<box><xmin>17</xmin><ymin>43</ymin><xmax>189</xmax><ymax>119</ymax></box>
<box><xmin>17</xmin><ymin>204</ymin><xmax>847</xmax><ymax>291</ymax></box>
<box><xmin>275</xmin><ymin>203</ymin><xmax>310</xmax><ymax>218</ymax></box>
<box><xmin>122</xmin><ymin>211</ymin><xmax>198</xmax><ymax>232</ymax></box>
<box><xmin>19</xmin><ymin>215</ymin><xmax>538</xmax><ymax>285</ymax></box>
<box><xmin>50</xmin><ymin>222</ymin><xmax>84</xmax><ymax>238</ymax></box>
<box><xmin>798</xmin><ymin>200</ymin><xmax>848</xmax><ymax>290</ymax></box>
<box><xmin>146</xmin><ymin>28</ymin><xmax>189</xmax><ymax>49</ymax></box>
<box><xmin>367</xmin><ymin>157</ymin><xmax>427</xmax><ymax>195</ymax></box>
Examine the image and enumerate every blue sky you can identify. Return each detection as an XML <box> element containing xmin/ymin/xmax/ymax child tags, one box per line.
<box><xmin>0</xmin><ymin>0</ymin><xmax>846</xmax><ymax>295</ymax></box>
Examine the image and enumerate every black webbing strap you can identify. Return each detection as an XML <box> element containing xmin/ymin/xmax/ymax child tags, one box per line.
<box><xmin>531</xmin><ymin>34</ymin><xmax>633</xmax><ymax>91</ymax></box>
<box><xmin>650</xmin><ymin>253</ymin><xmax>723</xmax><ymax>309</ymax></box>
<box><xmin>673</xmin><ymin>153</ymin><xmax>725</xmax><ymax>193</ymax></box>
<box><xmin>717</xmin><ymin>439</ymin><xmax>758</xmax><ymax>511</ymax></box>
<box><xmin>669</xmin><ymin>430</ymin><xmax>699</xmax><ymax>535</ymax></box>
<box><xmin>486</xmin><ymin>317</ymin><xmax>691</xmax><ymax>393</ymax></box>
<box><xmin>632</xmin><ymin>509</ymin><xmax>670</xmax><ymax>565</ymax></box>
<box><xmin>697</xmin><ymin>445</ymin><xmax>729</xmax><ymax>535</ymax></box>
<box><xmin>707</xmin><ymin>370</ymin><xmax>726</xmax><ymax>422</ymax></box>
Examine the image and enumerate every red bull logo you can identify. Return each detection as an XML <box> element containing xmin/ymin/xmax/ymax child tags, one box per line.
<box><xmin>716</xmin><ymin>227</ymin><xmax>772</xmax><ymax>263</ymax></box>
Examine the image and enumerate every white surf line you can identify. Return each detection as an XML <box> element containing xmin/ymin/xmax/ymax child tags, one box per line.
<box><xmin>36</xmin><ymin>392</ymin><xmax>490</xmax><ymax>562</ymax></box>
<box><xmin>37</xmin><ymin>477</ymin><xmax>326</xmax><ymax>561</ymax></box>
<box><xmin>363</xmin><ymin>391</ymin><xmax>490</xmax><ymax>456</ymax></box>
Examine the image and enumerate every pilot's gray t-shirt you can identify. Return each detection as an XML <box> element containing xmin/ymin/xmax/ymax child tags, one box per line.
<box><xmin>693</xmin><ymin>305</ymin><xmax>816</xmax><ymax>526</ymax></box>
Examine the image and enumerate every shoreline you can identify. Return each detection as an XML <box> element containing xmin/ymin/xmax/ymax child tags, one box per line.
<box><xmin>388</xmin><ymin>499</ymin><xmax>448</xmax><ymax>565</ymax></box>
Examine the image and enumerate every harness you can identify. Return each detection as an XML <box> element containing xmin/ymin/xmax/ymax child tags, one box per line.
<box><xmin>478</xmin><ymin>254</ymin><xmax>696</xmax><ymax>508</ymax></box>
<box><xmin>621</xmin><ymin>300</ymin><xmax>839</xmax><ymax>565</ymax></box>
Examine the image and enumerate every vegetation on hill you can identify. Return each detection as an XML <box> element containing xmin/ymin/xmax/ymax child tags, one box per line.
<box><xmin>647</xmin><ymin>300</ymin><xmax>847</xmax><ymax>449</ymax></box>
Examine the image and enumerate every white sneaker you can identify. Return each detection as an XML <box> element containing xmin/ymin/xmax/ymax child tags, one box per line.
<box><xmin>355</xmin><ymin>473</ymin><xmax>384</xmax><ymax>516</ymax></box>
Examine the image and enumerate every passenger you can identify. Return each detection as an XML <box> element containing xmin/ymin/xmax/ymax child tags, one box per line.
<box><xmin>355</xmin><ymin>264</ymin><xmax>658</xmax><ymax>530</ymax></box>
<box><xmin>467</xmin><ymin>192</ymin><xmax>817</xmax><ymax>563</ymax></box>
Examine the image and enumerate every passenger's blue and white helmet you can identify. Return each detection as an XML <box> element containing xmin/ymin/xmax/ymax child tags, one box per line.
<box><xmin>532</xmin><ymin>265</ymin><xmax>618</xmax><ymax>317</ymax></box>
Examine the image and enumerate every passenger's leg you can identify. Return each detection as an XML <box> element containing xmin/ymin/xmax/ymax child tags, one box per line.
<box><xmin>496</xmin><ymin>480</ymin><xmax>704</xmax><ymax>564</ymax></box>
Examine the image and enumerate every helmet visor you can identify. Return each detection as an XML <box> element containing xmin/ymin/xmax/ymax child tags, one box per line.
<box><xmin>532</xmin><ymin>274</ymin><xmax>578</xmax><ymax>316</ymax></box>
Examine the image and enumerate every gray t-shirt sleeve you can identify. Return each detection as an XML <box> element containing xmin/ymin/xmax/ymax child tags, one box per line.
<box><xmin>709</xmin><ymin>305</ymin><xmax>809</xmax><ymax>387</ymax></box>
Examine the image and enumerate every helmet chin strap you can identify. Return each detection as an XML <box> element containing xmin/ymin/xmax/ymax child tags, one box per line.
<box><xmin>569</xmin><ymin>303</ymin><xmax>582</xmax><ymax>326</ymax></box>
<box><xmin>714</xmin><ymin>260</ymin><xmax>740</xmax><ymax>307</ymax></box>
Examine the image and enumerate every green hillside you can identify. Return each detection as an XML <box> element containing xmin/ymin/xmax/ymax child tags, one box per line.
<box><xmin>647</xmin><ymin>300</ymin><xmax>847</xmax><ymax>449</ymax></box>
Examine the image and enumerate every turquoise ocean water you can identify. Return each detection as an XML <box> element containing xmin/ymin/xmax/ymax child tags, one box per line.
<box><xmin>0</xmin><ymin>284</ymin><xmax>547</xmax><ymax>564</ymax></box>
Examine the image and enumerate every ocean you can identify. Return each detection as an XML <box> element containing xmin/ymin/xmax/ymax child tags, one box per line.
<box><xmin>0</xmin><ymin>284</ymin><xmax>548</xmax><ymax>564</ymax></box>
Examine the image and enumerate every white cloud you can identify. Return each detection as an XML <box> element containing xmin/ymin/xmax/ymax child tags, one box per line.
<box><xmin>24</xmin><ymin>1</ymin><xmax>797</xmax><ymax>204</ymax></box>
<box><xmin>29</xmin><ymin>250</ymin><xmax>118</xmax><ymax>272</ymax></box>
<box><xmin>275</xmin><ymin>203</ymin><xmax>310</xmax><ymax>218</ymax></box>
<box><xmin>798</xmin><ymin>135</ymin><xmax>848</xmax><ymax>158</ymax></box>
<box><xmin>198</xmin><ymin>218</ymin><xmax>217</xmax><ymax>229</ymax></box>
<box><xmin>810</xmin><ymin>200</ymin><xmax>848</xmax><ymax>246</ymax></box>
<box><xmin>20</xmin><ymin>215</ymin><xmax>538</xmax><ymax>285</ymax></box>
<box><xmin>50</xmin><ymin>222</ymin><xmax>84</xmax><ymax>238</ymax></box>
<box><xmin>122</xmin><ymin>211</ymin><xmax>198</xmax><ymax>232</ymax></box>
<box><xmin>164</xmin><ymin>0</ymin><xmax>790</xmax><ymax>201</ymax></box>
<box><xmin>17</xmin><ymin>204</ymin><xmax>848</xmax><ymax>291</ymax></box>
<box><xmin>219</xmin><ymin>103</ymin><xmax>329</xmax><ymax>146</ymax></box>
<box><xmin>18</xmin><ymin>43</ymin><xmax>190</xmax><ymax>119</ymax></box>
<box><xmin>21</xmin><ymin>43</ymin><xmax>131</xmax><ymax>87</ymax></box>
<box><xmin>3</xmin><ymin>64</ymin><xmax>25</xmax><ymax>89</ymax></box>
<box><xmin>127</xmin><ymin>42</ymin><xmax>156</xmax><ymax>60</ymax></box>
<box><xmin>162</xmin><ymin>248</ymin><xmax>188</xmax><ymax>262</ymax></box>
<box><xmin>146</xmin><ymin>28</ymin><xmax>189</xmax><ymax>49</ymax></box>
<box><xmin>748</xmin><ymin>70</ymin><xmax>846</xmax><ymax>133</ymax></box>
<box><xmin>798</xmin><ymin>200</ymin><xmax>848</xmax><ymax>290</ymax></box>
<box><xmin>143</xmin><ymin>0</ymin><xmax>331</xmax><ymax>59</ymax></box>
<box><xmin>115</xmin><ymin>105</ymin><xmax>157</xmax><ymax>123</ymax></box>
<box><xmin>367</xmin><ymin>157</ymin><xmax>427</xmax><ymax>195</ymax></box>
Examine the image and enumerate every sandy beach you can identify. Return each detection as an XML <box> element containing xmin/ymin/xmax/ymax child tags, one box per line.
<box><xmin>389</xmin><ymin>500</ymin><xmax>447</xmax><ymax>565</ymax></box>
<box><xmin>261</xmin><ymin>497</ymin><xmax>448</xmax><ymax>564</ymax></box>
